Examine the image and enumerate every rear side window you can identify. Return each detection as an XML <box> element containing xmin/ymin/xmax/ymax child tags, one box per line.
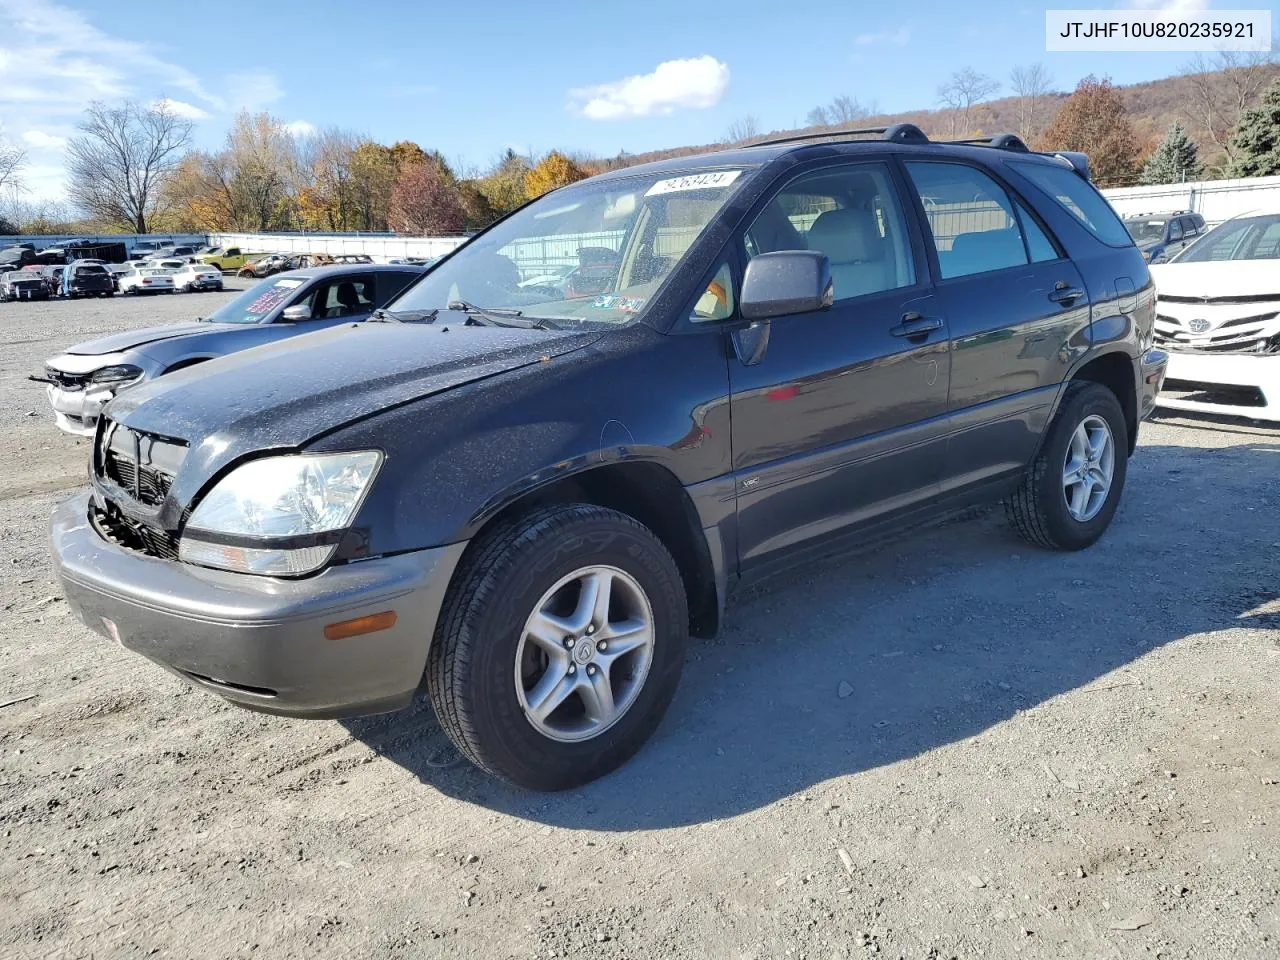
<box><xmin>905</xmin><ymin>162</ymin><xmax>1031</xmax><ymax>279</ymax></box>
<box><xmin>1169</xmin><ymin>220</ymin><xmax>1183</xmax><ymax>241</ymax></box>
<box><xmin>1010</xmin><ymin>161</ymin><xmax>1131</xmax><ymax>247</ymax></box>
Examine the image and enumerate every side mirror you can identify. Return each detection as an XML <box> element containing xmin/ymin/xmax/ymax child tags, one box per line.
<box><xmin>281</xmin><ymin>303</ymin><xmax>312</xmax><ymax>321</ymax></box>
<box><xmin>740</xmin><ymin>251</ymin><xmax>834</xmax><ymax>322</ymax></box>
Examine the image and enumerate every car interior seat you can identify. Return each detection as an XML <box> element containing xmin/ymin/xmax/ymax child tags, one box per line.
<box><xmin>805</xmin><ymin>207</ymin><xmax>891</xmax><ymax>299</ymax></box>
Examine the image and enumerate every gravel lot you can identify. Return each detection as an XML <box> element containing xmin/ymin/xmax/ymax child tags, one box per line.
<box><xmin>1</xmin><ymin>288</ymin><xmax>1277</xmax><ymax>960</ymax></box>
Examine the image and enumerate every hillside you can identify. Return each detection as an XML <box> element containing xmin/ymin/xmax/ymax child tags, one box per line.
<box><xmin>594</xmin><ymin>62</ymin><xmax>1280</xmax><ymax>184</ymax></box>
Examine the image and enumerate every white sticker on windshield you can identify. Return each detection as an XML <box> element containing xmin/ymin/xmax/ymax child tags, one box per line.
<box><xmin>274</xmin><ymin>278</ymin><xmax>303</xmax><ymax>289</ymax></box>
<box><xmin>644</xmin><ymin>170</ymin><xmax>742</xmax><ymax>197</ymax></box>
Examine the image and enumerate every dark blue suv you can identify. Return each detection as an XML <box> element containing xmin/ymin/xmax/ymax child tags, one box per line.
<box><xmin>52</xmin><ymin>124</ymin><xmax>1168</xmax><ymax>789</ymax></box>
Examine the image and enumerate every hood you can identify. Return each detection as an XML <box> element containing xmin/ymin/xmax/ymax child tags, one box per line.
<box><xmin>106</xmin><ymin>322</ymin><xmax>600</xmax><ymax>501</ymax></box>
<box><xmin>66</xmin><ymin>321</ymin><xmax>241</xmax><ymax>356</ymax></box>
<box><xmin>1149</xmin><ymin>260</ymin><xmax>1280</xmax><ymax>299</ymax></box>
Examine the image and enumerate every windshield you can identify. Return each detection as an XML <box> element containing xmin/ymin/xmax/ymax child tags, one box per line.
<box><xmin>389</xmin><ymin>168</ymin><xmax>747</xmax><ymax>326</ymax></box>
<box><xmin>1125</xmin><ymin>219</ymin><xmax>1165</xmax><ymax>243</ymax></box>
<box><xmin>205</xmin><ymin>276</ymin><xmax>307</xmax><ymax>324</ymax></box>
<box><xmin>1173</xmin><ymin>214</ymin><xmax>1280</xmax><ymax>263</ymax></box>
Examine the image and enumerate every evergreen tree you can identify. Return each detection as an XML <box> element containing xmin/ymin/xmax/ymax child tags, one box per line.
<box><xmin>1226</xmin><ymin>78</ymin><xmax>1280</xmax><ymax>178</ymax></box>
<box><xmin>1140</xmin><ymin>123</ymin><xmax>1204</xmax><ymax>185</ymax></box>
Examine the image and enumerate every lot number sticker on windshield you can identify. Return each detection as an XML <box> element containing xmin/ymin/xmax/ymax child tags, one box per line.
<box><xmin>644</xmin><ymin>170</ymin><xmax>742</xmax><ymax>197</ymax></box>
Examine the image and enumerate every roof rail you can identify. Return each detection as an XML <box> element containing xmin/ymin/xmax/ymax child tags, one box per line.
<box><xmin>943</xmin><ymin>133</ymin><xmax>1031</xmax><ymax>153</ymax></box>
<box><xmin>746</xmin><ymin>123</ymin><xmax>929</xmax><ymax>149</ymax></box>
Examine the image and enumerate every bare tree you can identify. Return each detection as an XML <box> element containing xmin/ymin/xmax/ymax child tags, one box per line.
<box><xmin>1182</xmin><ymin>50</ymin><xmax>1276</xmax><ymax>165</ymax></box>
<box><xmin>723</xmin><ymin>115</ymin><xmax>760</xmax><ymax>144</ymax></box>
<box><xmin>805</xmin><ymin>95</ymin><xmax>873</xmax><ymax>130</ymax></box>
<box><xmin>0</xmin><ymin>139</ymin><xmax>26</xmax><ymax>195</ymax></box>
<box><xmin>1010</xmin><ymin>63</ymin><xmax>1054</xmax><ymax>141</ymax></box>
<box><xmin>65</xmin><ymin>101</ymin><xmax>193</xmax><ymax>232</ymax></box>
<box><xmin>938</xmin><ymin>68</ymin><xmax>1000</xmax><ymax>136</ymax></box>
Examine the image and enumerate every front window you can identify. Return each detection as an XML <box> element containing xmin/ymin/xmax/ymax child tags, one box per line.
<box><xmin>1125</xmin><ymin>219</ymin><xmax>1166</xmax><ymax>244</ymax></box>
<box><xmin>205</xmin><ymin>276</ymin><xmax>309</xmax><ymax>324</ymax></box>
<box><xmin>389</xmin><ymin>168</ymin><xmax>749</xmax><ymax>326</ymax></box>
<box><xmin>1173</xmin><ymin>214</ymin><xmax>1280</xmax><ymax>263</ymax></box>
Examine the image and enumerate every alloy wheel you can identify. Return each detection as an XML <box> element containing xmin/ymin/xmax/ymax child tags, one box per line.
<box><xmin>1062</xmin><ymin>414</ymin><xmax>1114</xmax><ymax>522</ymax></box>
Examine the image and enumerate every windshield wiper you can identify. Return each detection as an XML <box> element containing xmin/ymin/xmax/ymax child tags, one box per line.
<box><xmin>446</xmin><ymin>299</ymin><xmax>558</xmax><ymax>330</ymax></box>
<box><xmin>367</xmin><ymin>307</ymin><xmax>440</xmax><ymax>323</ymax></box>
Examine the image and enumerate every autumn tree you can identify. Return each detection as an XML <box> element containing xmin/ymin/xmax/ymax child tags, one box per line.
<box><xmin>937</xmin><ymin>68</ymin><xmax>999</xmax><ymax>136</ymax></box>
<box><xmin>1010</xmin><ymin>63</ymin><xmax>1054</xmax><ymax>141</ymax></box>
<box><xmin>298</xmin><ymin>128</ymin><xmax>359</xmax><ymax>230</ymax></box>
<box><xmin>66</xmin><ymin>100</ymin><xmax>193</xmax><ymax>232</ymax></box>
<box><xmin>1226</xmin><ymin>78</ymin><xmax>1280</xmax><ymax>177</ymax></box>
<box><xmin>387</xmin><ymin>162</ymin><xmax>466</xmax><ymax>234</ymax></box>
<box><xmin>1140</xmin><ymin>122</ymin><xmax>1204</xmax><ymax>185</ymax></box>
<box><xmin>456</xmin><ymin>180</ymin><xmax>496</xmax><ymax>230</ymax></box>
<box><xmin>348</xmin><ymin>142</ymin><xmax>395</xmax><ymax>231</ymax></box>
<box><xmin>478</xmin><ymin>149</ymin><xmax>532</xmax><ymax>214</ymax></box>
<box><xmin>1035</xmin><ymin>76</ymin><xmax>1139</xmax><ymax>184</ymax></box>
<box><xmin>524</xmin><ymin>151</ymin><xmax>587</xmax><ymax>199</ymax></box>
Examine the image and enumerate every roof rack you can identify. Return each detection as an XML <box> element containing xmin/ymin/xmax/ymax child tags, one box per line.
<box><xmin>943</xmin><ymin>133</ymin><xmax>1030</xmax><ymax>153</ymax></box>
<box><xmin>746</xmin><ymin>123</ymin><xmax>929</xmax><ymax>149</ymax></box>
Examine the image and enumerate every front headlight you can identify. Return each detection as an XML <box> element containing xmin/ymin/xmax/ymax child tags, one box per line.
<box><xmin>90</xmin><ymin>364</ymin><xmax>143</xmax><ymax>385</ymax></box>
<box><xmin>179</xmin><ymin>451</ymin><xmax>382</xmax><ymax>576</ymax></box>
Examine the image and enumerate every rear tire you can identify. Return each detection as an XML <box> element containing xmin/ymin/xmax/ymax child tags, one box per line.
<box><xmin>427</xmin><ymin>504</ymin><xmax>688</xmax><ymax>790</ymax></box>
<box><xmin>1006</xmin><ymin>381</ymin><xmax>1128</xmax><ymax>550</ymax></box>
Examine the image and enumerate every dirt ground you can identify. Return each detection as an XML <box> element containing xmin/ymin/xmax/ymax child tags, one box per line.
<box><xmin>0</xmin><ymin>288</ymin><xmax>1277</xmax><ymax>960</ymax></box>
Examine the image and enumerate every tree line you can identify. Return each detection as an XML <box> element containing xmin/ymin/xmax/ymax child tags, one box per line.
<box><xmin>2</xmin><ymin>55</ymin><xmax>1277</xmax><ymax>237</ymax></box>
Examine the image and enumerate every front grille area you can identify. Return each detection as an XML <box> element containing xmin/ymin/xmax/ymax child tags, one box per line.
<box><xmin>103</xmin><ymin>448</ymin><xmax>173</xmax><ymax>506</ymax></box>
<box><xmin>96</xmin><ymin>418</ymin><xmax>187</xmax><ymax>508</ymax></box>
<box><xmin>1153</xmin><ymin>312</ymin><xmax>1280</xmax><ymax>354</ymax></box>
<box><xmin>1161</xmin><ymin>379</ymin><xmax>1267</xmax><ymax>408</ymax></box>
<box><xmin>91</xmin><ymin>502</ymin><xmax>181</xmax><ymax>560</ymax></box>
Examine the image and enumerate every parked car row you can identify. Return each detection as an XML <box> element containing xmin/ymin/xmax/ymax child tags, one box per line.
<box><xmin>236</xmin><ymin>252</ymin><xmax>376</xmax><ymax>278</ymax></box>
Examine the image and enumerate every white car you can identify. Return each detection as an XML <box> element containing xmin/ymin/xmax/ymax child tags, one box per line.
<box><xmin>117</xmin><ymin>265</ymin><xmax>176</xmax><ymax>295</ymax></box>
<box><xmin>171</xmin><ymin>263</ymin><xmax>224</xmax><ymax>293</ymax></box>
<box><xmin>1150</xmin><ymin>211</ymin><xmax>1280</xmax><ymax>422</ymax></box>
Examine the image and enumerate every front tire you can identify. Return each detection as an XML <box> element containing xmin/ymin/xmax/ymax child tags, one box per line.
<box><xmin>427</xmin><ymin>504</ymin><xmax>688</xmax><ymax>790</ymax></box>
<box><xmin>1006</xmin><ymin>381</ymin><xmax>1128</xmax><ymax>550</ymax></box>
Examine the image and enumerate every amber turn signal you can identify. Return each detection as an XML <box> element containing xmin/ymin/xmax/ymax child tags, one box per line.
<box><xmin>324</xmin><ymin>610</ymin><xmax>397</xmax><ymax>641</ymax></box>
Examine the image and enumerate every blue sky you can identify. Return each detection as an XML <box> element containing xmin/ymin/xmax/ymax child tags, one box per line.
<box><xmin>0</xmin><ymin>0</ymin><xmax>1268</xmax><ymax>200</ymax></box>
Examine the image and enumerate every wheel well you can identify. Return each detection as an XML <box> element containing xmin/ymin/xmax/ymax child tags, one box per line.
<box><xmin>1071</xmin><ymin>353</ymin><xmax>1137</xmax><ymax>453</ymax></box>
<box><xmin>162</xmin><ymin>358</ymin><xmax>209</xmax><ymax>375</ymax></box>
<box><xmin>466</xmin><ymin>462</ymin><xmax>721</xmax><ymax>638</ymax></box>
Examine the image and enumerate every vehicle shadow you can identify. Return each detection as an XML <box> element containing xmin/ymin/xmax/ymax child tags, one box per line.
<box><xmin>341</xmin><ymin>441</ymin><xmax>1280</xmax><ymax>829</ymax></box>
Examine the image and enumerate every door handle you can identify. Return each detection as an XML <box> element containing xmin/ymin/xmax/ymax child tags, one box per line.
<box><xmin>1049</xmin><ymin>284</ymin><xmax>1084</xmax><ymax>305</ymax></box>
<box><xmin>890</xmin><ymin>312</ymin><xmax>943</xmax><ymax>338</ymax></box>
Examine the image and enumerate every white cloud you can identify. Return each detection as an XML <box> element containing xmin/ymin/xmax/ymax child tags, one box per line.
<box><xmin>22</xmin><ymin>129</ymin><xmax>68</xmax><ymax>149</ymax></box>
<box><xmin>225</xmin><ymin>69</ymin><xmax>284</xmax><ymax>112</ymax></box>
<box><xmin>284</xmin><ymin>119</ymin><xmax>317</xmax><ymax>137</ymax></box>
<box><xmin>570</xmin><ymin>56</ymin><xmax>730</xmax><ymax>120</ymax></box>
<box><xmin>854</xmin><ymin>25</ymin><xmax>911</xmax><ymax>46</ymax></box>
<box><xmin>151</xmin><ymin>97</ymin><xmax>209</xmax><ymax>120</ymax></box>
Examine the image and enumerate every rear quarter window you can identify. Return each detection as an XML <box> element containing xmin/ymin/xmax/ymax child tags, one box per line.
<box><xmin>1008</xmin><ymin>161</ymin><xmax>1132</xmax><ymax>247</ymax></box>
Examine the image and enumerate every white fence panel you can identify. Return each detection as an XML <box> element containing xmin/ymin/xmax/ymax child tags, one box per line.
<box><xmin>1101</xmin><ymin>174</ymin><xmax>1280</xmax><ymax>224</ymax></box>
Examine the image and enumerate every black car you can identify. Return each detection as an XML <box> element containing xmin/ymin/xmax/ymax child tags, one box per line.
<box><xmin>1124</xmin><ymin>210</ymin><xmax>1206</xmax><ymax>263</ymax></box>
<box><xmin>51</xmin><ymin>125</ymin><xmax>1167</xmax><ymax>790</ymax></box>
<box><xmin>62</xmin><ymin>260</ymin><xmax>115</xmax><ymax>298</ymax></box>
<box><xmin>1</xmin><ymin>269</ymin><xmax>50</xmax><ymax>301</ymax></box>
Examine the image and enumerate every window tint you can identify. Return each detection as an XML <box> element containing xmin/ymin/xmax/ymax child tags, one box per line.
<box><xmin>1180</xmin><ymin>217</ymin><xmax>1198</xmax><ymax>237</ymax></box>
<box><xmin>905</xmin><ymin>162</ymin><xmax>1029</xmax><ymax>278</ymax></box>
<box><xmin>291</xmin><ymin>276</ymin><xmax>375</xmax><ymax>320</ymax></box>
<box><xmin>690</xmin><ymin>261</ymin><xmax>734</xmax><ymax>322</ymax></box>
<box><xmin>1016</xmin><ymin>199</ymin><xmax>1059</xmax><ymax>262</ymax></box>
<box><xmin>1010</xmin><ymin>161</ymin><xmax>1131</xmax><ymax>246</ymax></box>
<box><xmin>1168</xmin><ymin>220</ymin><xmax>1183</xmax><ymax>241</ymax></box>
<box><xmin>377</xmin><ymin>271</ymin><xmax>420</xmax><ymax>305</ymax></box>
<box><xmin>744</xmin><ymin>162</ymin><xmax>914</xmax><ymax>301</ymax></box>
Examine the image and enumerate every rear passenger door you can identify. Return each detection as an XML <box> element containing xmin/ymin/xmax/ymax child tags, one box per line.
<box><xmin>902</xmin><ymin>160</ymin><xmax>1090</xmax><ymax>497</ymax></box>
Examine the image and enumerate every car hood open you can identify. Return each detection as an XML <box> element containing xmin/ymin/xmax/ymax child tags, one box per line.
<box><xmin>66</xmin><ymin>321</ymin><xmax>240</xmax><ymax>356</ymax></box>
<box><xmin>105</xmin><ymin>322</ymin><xmax>600</xmax><ymax>502</ymax></box>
